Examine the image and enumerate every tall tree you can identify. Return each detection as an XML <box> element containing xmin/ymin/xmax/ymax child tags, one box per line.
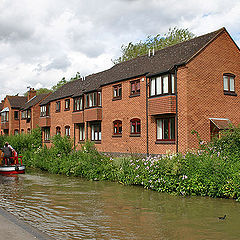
<box><xmin>113</xmin><ymin>27</ymin><xmax>195</xmax><ymax>64</ymax></box>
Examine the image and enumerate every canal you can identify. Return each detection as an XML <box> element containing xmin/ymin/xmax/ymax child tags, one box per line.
<box><xmin>0</xmin><ymin>171</ymin><xmax>239</xmax><ymax>240</ymax></box>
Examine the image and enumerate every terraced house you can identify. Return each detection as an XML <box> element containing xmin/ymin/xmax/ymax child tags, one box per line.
<box><xmin>1</xmin><ymin>28</ymin><xmax>239</xmax><ymax>154</ymax></box>
<box><xmin>38</xmin><ymin>27</ymin><xmax>240</xmax><ymax>155</ymax></box>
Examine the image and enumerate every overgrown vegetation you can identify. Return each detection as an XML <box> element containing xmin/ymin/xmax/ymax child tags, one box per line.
<box><xmin>2</xmin><ymin>126</ymin><xmax>240</xmax><ymax>201</ymax></box>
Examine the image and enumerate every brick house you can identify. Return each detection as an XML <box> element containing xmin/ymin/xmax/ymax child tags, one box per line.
<box><xmin>0</xmin><ymin>95</ymin><xmax>27</xmax><ymax>135</ymax></box>
<box><xmin>19</xmin><ymin>88</ymin><xmax>50</xmax><ymax>134</ymax></box>
<box><xmin>35</xmin><ymin>27</ymin><xmax>240</xmax><ymax>154</ymax></box>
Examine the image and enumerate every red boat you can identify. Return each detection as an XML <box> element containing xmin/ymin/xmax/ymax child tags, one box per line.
<box><xmin>0</xmin><ymin>155</ymin><xmax>25</xmax><ymax>175</ymax></box>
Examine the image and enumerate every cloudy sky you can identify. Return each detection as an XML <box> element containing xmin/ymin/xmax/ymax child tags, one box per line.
<box><xmin>0</xmin><ymin>0</ymin><xmax>240</xmax><ymax>100</ymax></box>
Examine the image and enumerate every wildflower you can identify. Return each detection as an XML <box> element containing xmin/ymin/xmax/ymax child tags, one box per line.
<box><xmin>146</xmin><ymin>166</ymin><xmax>149</xmax><ymax>170</ymax></box>
<box><xmin>135</xmin><ymin>165</ymin><xmax>139</xmax><ymax>170</ymax></box>
<box><xmin>136</xmin><ymin>175</ymin><xmax>139</xmax><ymax>178</ymax></box>
<box><xmin>182</xmin><ymin>175</ymin><xmax>188</xmax><ymax>180</ymax></box>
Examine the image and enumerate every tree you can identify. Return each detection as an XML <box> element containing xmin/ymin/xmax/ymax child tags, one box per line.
<box><xmin>113</xmin><ymin>27</ymin><xmax>195</xmax><ymax>64</ymax></box>
<box><xmin>51</xmin><ymin>72</ymin><xmax>81</xmax><ymax>92</ymax></box>
<box><xmin>36</xmin><ymin>88</ymin><xmax>52</xmax><ymax>95</ymax></box>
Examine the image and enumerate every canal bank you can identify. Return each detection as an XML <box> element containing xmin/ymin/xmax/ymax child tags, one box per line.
<box><xmin>0</xmin><ymin>207</ymin><xmax>53</xmax><ymax>240</ymax></box>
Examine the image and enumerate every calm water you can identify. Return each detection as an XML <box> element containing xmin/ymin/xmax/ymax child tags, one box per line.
<box><xmin>0</xmin><ymin>171</ymin><xmax>239</xmax><ymax>240</ymax></box>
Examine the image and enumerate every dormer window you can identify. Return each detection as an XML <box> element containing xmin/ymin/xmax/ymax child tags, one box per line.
<box><xmin>223</xmin><ymin>73</ymin><xmax>236</xmax><ymax>95</ymax></box>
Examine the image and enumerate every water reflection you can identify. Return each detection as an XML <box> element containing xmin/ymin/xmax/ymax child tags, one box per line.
<box><xmin>0</xmin><ymin>171</ymin><xmax>239</xmax><ymax>239</ymax></box>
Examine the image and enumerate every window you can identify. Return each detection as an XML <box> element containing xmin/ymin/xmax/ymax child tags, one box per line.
<box><xmin>79</xmin><ymin>124</ymin><xmax>85</xmax><ymax>141</ymax></box>
<box><xmin>1</xmin><ymin>111</ymin><xmax>9</xmax><ymax>122</ymax></box>
<box><xmin>56</xmin><ymin>126</ymin><xmax>61</xmax><ymax>135</ymax></box>
<box><xmin>56</xmin><ymin>101</ymin><xmax>61</xmax><ymax>112</ymax></box>
<box><xmin>43</xmin><ymin>127</ymin><xmax>50</xmax><ymax>141</ymax></box>
<box><xmin>74</xmin><ymin>97</ymin><xmax>83</xmax><ymax>111</ymax></box>
<box><xmin>150</xmin><ymin>74</ymin><xmax>175</xmax><ymax>97</ymax></box>
<box><xmin>27</xmin><ymin>110</ymin><xmax>31</xmax><ymax>119</ymax></box>
<box><xmin>223</xmin><ymin>73</ymin><xmax>236</xmax><ymax>95</ymax></box>
<box><xmin>113</xmin><ymin>120</ymin><xmax>122</xmax><ymax>135</ymax></box>
<box><xmin>21</xmin><ymin>129</ymin><xmax>24</xmax><ymax>134</ymax></box>
<box><xmin>85</xmin><ymin>92</ymin><xmax>102</xmax><ymax>108</ymax></box>
<box><xmin>156</xmin><ymin>117</ymin><xmax>175</xmax><ymax>141</ymax></box>
<box><xmin>14</xmin><ymin>111</ymin><xmax>19</xmax><ymax>120</ymax></box>
<box><xmin>130</xmin><ymin>118</ymin><xmax>141</xmax><ymax>135</ymax></box>
<box><xmin>91</xmin><ymin>122</ymin><xmax>101</xmax><ymax>141</ymax></box>
<box><xmin>27</xmin><ymin>128</ymin><xmax>31</xmax><ymax>134</ymax></box>
<box><xmin>113</xmin><ymin>84</ymin><xmax>122</xmax><ymax>99</ymax></box>
<box><xmin>130</xmin><ymin>80</ymin><xmax>140</xmax><ymax>96</ymax></box>
<box><xmin>40</xmin><ymin>104</ymin><xmax>50</xmax><ymax>117</ymax></box>
<box><xmin>65</xmin><ymin>99</ymin><xmax>70</xmax><ymax>110</ymax></box>
<box><xmin>65</xmin><ymin>126</ymin><xmax>70</xmax><ymax>137</ymax></box>
<box><xmin>14</xmin><ymin>129</ymin><xmax>19</xmax><ymax>135</ymax></box>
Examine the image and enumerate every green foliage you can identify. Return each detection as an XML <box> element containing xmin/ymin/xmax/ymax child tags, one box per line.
<box><xmin>113</xmin><ymin>27</ymin><xmax>195</xmax><ymax>64</ymax></box>
<box><xmin>51</xmin><ymin>72</ymin><xmax>81</xmax><ymax>92</ymax></box>
<box><xmin>7</xmin><ymin>125</ymin><xmax>240</xmax><ymax>201</ymax></box>
<box><xmin>36</xmin><ymin>88</ymin><xmax>52</xmax><ymax>95</ymax></box>
<box><xmin>0</xmin><ymin>127</ymin><xmax>42</xmax><ymax>154</ymax></box>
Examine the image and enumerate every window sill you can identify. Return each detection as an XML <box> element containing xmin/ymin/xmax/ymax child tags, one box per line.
<box><xmin>85</xmin><ymin>106</ymin><xmax>102</xmax><ymax>109</ymax></box>
<box><xmin>155</xmin><ymin>140</ymin><xmax>175</xmax><ymax>144</ymax></box>
<box><xmin>130</xmin><ymin>134</ymin><xmax>141</xmax><ymax>137</ymax></box>
<box><xmin>91</xmin><ymin>140</ymin><xmax>101</xmax><ymax>144</ymax></box>
<box><xmin>73</xmin><ymin>110</ymin><xmax>83</xmax><ymax>112</ymax></box>
<box><xmin>44</xmin><ymin>140</ymin><xmax>50</xmax><ymax>143</ymax></box>
<box><xmin>55</xmin><ymin>111</ymin><xmax>60</xmax><ymax>113</ymax></box>
<box><xmin>129</xmin><ymin>93</ymin><xmax>140</xmax><ymax>98</ymax></box>
<box><xmin>224</xmin><ymin>91</ymin><xmax>237</xmax><ymax>96</ymax></box>
<box><xmin>64</xmin><ymin>109</ymin><xmax>70</xmax><ymax>111</ymax></box>
<box><xmin>149</xmin><ymin>93</ymin><xmax>175</xmax><ymax>99</ymax></box>
<box><xmin>78</xmin><ymin>140</ymin><xmax>85</xmax><ymax>143</ymax></box>
<box><xmin>112</xmin><ymin>134</ymin><xmax>122</xmax><ymax>138</ymax></box>
<box><xmin>112</xmin><ymin>97</ymin><xmax>122</xmax><ymax>101</ymax></box>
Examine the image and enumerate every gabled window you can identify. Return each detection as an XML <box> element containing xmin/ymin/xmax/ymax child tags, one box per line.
<box><xmin>130</xmin><ymin>80</ymin><xmax>140</xmax><ymax>96</ymax></box>
<box><xmin>73</xmin><ymin>97</ymin><xmax>83</xmax><ymax>111</ymax></box>
<box><xmin>65</xmin><ymin>126</ymin><xmax>70</xmax><ymax>137</ymax></box>
<box><xmin>156</xmin><ymin>117</ymin><xmax>175</xmax><ymax>142</ymax></box>
<box><xmin>223</xmin><ymin>73</ymin><xmax>236</xmax><ymax>95</ymax></box>
<box><xmin>85</xmin><ymin>92</ymin><xmax>102</xmax><ymax>108</ymax></box>
<box><xmin>65</xmin><ymin>99</ymin><xmax>70</xmax><ymax>110</ymax></box>
<box><xmin>40</xmin><ymin>104</ymin><xmax>50</xmax><ymax>117</ymax></box>
<box><xmin>56</xmin><ymin>101</ymin><xmax>61</xmax><ymax>112</ymax></box>
<box><xmin>113</xmin><ymin>120</ymin><xmax>122</xmax><ymax>135</ymax></box>
<box><xmin>56</xmin><ymin>126</ymin><xmax>61</xmax><ymax>135</ymax></box>
<box><xmin>130</xmin><ymin>118</ymin><xmax>141</xmax><ymax>135</ymax></box>
<box><xmin>113</xmin><ymin>84</ymin><xmax>122</xmax><ymax>99</ymax></box>
<box><xmin>150</xmin><ymin>74</ymin><xmax>175</xmax><ymax>97</ymax></box>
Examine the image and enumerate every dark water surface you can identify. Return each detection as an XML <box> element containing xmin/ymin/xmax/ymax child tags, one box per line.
<box><xmin>0</xmin><ymin>171</ymin><xmax>239</xmax><ymax>240</ymax></box>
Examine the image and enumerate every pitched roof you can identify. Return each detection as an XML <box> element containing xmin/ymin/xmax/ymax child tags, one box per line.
<box><xmin>42</xmin><ymin>27</ymin><xmax>226</xmax><ymax>103</ymax></box>
<box><xmin>8</xmin><ymin>96</ymin><xmax>27</xmax><ymax>109</ymax></box>
<box><xmin>210</xmin><ymin>118</ymin><xmax>232</xmax><ymax>130</ymax></box>
<box><xmin>0</xmin><ymin>102</ymin><xmax>3</xmax><ymax>111</ymax></box>
<box><xmin>21</xmin><ymin>93</ymin><xmax>50</xmax><ymax>110</ymax></box>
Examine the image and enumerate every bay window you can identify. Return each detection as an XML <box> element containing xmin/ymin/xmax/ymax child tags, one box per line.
<box><xmin>85</xmin><ymin>92</ymin><xmax>102</xmax><ymax>108</ymax></box>
<box><xmin>74</xmin><ymin>97</ymin><xmax>83</xmax><ymax>111</ymax></box>
<box><xmin>150</xmin><ymin>74</ymin><xmax>175</xmax><ymax>97</ymax></box>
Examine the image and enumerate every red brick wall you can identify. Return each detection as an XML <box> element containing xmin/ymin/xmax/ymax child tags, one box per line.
<box><xmin>47</xmin><ymin>98</ymin><xmax>74</xmax><ymax>145</ymax></box>
<box><xmin>178</xmin><ymin>30</ymin><xmax>240</xmax><ymax>152</ymax></box>
<box><xmin>100</xmin><ymin>76</ymin><xmax>147</xmax><ymax>154</ymax></box>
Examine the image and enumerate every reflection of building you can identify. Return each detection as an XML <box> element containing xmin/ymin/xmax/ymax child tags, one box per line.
<box><xmin>1</xmin><ymin>27</ymin><xmax>240</xmax><ymax>154</ymax></box>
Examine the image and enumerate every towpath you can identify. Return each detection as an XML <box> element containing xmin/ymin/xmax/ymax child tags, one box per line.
<box><xmin>0</xmin><ymin>207</ymin><xmax>54</xmax><ymax>240</ymax></box>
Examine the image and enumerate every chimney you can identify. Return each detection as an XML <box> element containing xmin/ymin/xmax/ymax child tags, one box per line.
<box><xmin>27</xmin><ymin>88</ymin><xmax>36</xmax><ymax>101</ymax></box>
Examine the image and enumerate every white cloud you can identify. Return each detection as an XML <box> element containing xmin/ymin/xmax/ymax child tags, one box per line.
<box><xmin>0</xmin><ymin>0</ymin><xmax>240</xmax><ymax>101</ymax></box>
